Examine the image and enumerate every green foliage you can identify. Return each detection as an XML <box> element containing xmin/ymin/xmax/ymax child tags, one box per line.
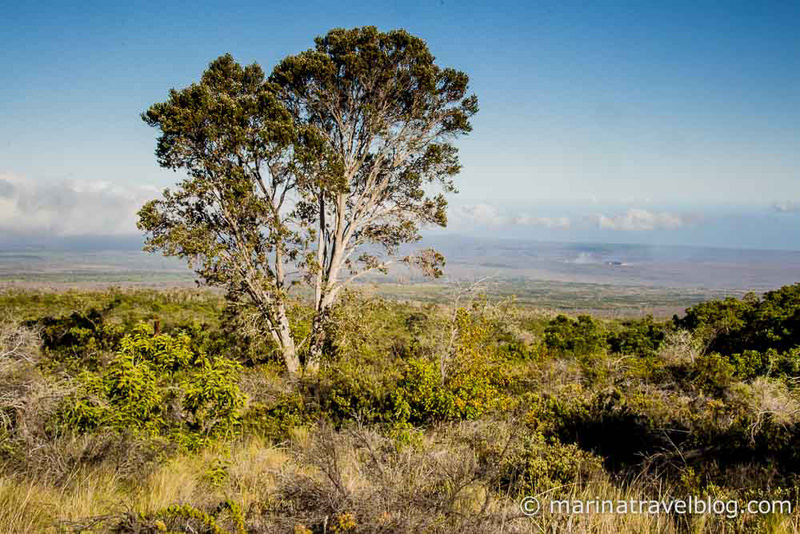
<box><xmin>51</xmin><ymin>323</ymin><xmax>245</xmax><ymax>443</ymax></box>
<box><xmin>104</xmin><ymin>352</ymin><xmax>164</xmax><ymax>430</ymax></box>
<box><xmin>318</xmin><ymin>359</ymin><xmax>391</xmax><ymax>424</ymax></box>
<box><xmin>240</xmin><ymin>393</ymin><xmax>307</xmax><ymax>441</ymax></box>
<box><xmin>139</xmin><ymin>27</ymin><xmax>479</xmax><ymax>372</ymax></box>
<box><xmin>690</xmin><ymin>353</ymin><xmax>736</xmax><ymax>396</ymax></box>
<box><xmin>544</xmin><ymin>314</ymin><xmax>607</xmax><ymax>356</ymax></box>
<box><xmin>392</xmin><ymin>307</ymin><xmax>510</xmax><ymax>424</ymax></box>
<box><xmin>33</xmin><ymin>308</ymin><xmax>123</xmax><ymax>371</ymax></box>
<box><xmin>118</xmin><ymin>323</ymin><xmax>195</xmax><ymax>371</ymax></box>
<box><xmin>183</xmin><ymin>358</ymin><xmax>245</xmax><ymax>438</ymax></box>
<box><xmin>393</xmin><ymin>357</ymin><xmax>508</xmax><ymax>424</ymax></box>
<box><xmin>392</xmin><ymin>359</ymin><xmax>454</xmax><ymax>423</ymax></box>
<box><xmin>9</xmin><ymin>288</ymin><xmax>221</xmax><ymax>332</ymax></box>
<box><xmin>607</xmin><ymin>315</ymin><xmax>667</xmax><ymax>357</ymax></box>
<box><xmin>678</xmin><ymin>283</ymin><xmax>800</xmax><ymax>355</ymax></box>
<box><xmin>500</xmin><ymin>433</ymin><xmax>604</xmax><ymax>497</ymax></box>
<box><xmin>203</xmin><ymin>457</ymin><xmax>231</xmax><ymax>488</ymax></box>
<box><xmin>147</xmin><ymin>502</ymin><xmax>233</xmax><ymax>534</ymax></box>
<box><xmin>7</xmin><ymin>285</ymin><xmax>800</xmax><ymax>532</ymax></box>
<box><xmin>322</xmin><ymin>293</ymin><xmax>420</xmax><ymax>363</ymax></box>
<box><xmin>496</xmin><ymin>340</ymin><xmax>539</xmax><ymax>361</ymax></box>
<box><xmin>728</xmin><ymin>349</ymin><xmax>775</xmax><ymax>380</ymax></box>
<box><xmin>53</xmin><ymin>370</ymin><xmax>111</xmax><ymax>433</ymax></box>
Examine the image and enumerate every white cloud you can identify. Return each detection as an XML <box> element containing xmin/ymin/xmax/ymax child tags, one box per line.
<box><xmin>592</xmin><ymin>208</ymin><xmax>696</xmax><ymax>231</ymax></box>
<box><xmin>0</xmin><ymin>173</ymin><xmax>159</xmax><ymax>237</ymax></box>
<box><xmin>512</xmin><ymin>215</ymin><xmax>571</xmax><ymax>229</ymax></box>
<box><xmin>773</xmin><ymin>201</ymin><xmax>800</xmax><ymax>213</ymax></box>
<box><xmin>457</xmin><ymin>203</ymin><xmax>571</xmax><ymax>229</ymax></box>
<box><xmin>460</xmin><ymin>203</ymin><xmax>506</xmax><ymax>226</ymax></box>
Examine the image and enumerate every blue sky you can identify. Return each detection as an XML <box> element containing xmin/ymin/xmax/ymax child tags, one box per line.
<box><xmin>1</xmin><ymin>0</ymin><xmax>800</xmax><ymax>249</ymax></box>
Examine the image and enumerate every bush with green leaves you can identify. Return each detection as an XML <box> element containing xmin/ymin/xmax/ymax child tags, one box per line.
<box><xmin>677</xmin><ymin>283</ymin><xmax>800</xmax><ymax>355</ymax></box>
<box><xmin>391</xmin><ymin>307</ymin><xmax>511</xmax><ymax>424</ymax></box>
<box><xmin>118</xmin><ymin>323</ymin><xmax>196</xmax><ymax>371</ymax></box>
<box><xmin>499</xmin><ymin>432</ymin><xmax>604</xmax><ymax>497</ymax></box>
<box><xmin>52</xmin><ymin>323</ymin><xmax>245</xmax><ymax>442</ymax></box>
<box><xmin>544</xmin><ymin>314</ymin><xmax>607</xmax><ymax>356</ymax></box>
<box><xmin>104</xmin><ymin>351</ymin><xmax>164</xmax><ymax>430</ymax></box>
<box><xmin>689</xmin><ymin>353</ymin><xmax>736</xmax><ymax>396</ymax></box>
<box><xmin>32</xmin><ymin>309</ymin><xmax>124</xmax><ymax>371</ymax></box>
<box><xmin>607</xmin><ymin>315</ymin><xmax>667</xmax><ymax>357</ymax></box>
<box><xmin>183</xmin><ymin>357</ymin><xmax>245</xmax><ymax>438</ymax></box>
<box><xmin>240</xmin><ymin>392</ymin><xmax>308</xmax><ymax>441</ymax></box>
<box><xmin>317</xmin><ymin>359</ymin><xmax>392</xmax><ymax>424</ymax></box>
<box><xmin>392</xmin><ymin>356</ymin><xmax>508</xmax><ymax>424</ymax></box>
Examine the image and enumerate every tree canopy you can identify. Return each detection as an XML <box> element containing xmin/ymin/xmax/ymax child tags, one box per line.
<box><xmin>139</xmin><ymin>27</ymin><xmax>478</xmax><ymax>372</ymax></box>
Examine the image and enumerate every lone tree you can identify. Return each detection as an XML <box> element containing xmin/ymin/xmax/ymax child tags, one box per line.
<box><xmin>139</xmin><ymin>27</ymin><xmax>478</xmax><ymax>373</ymax></box>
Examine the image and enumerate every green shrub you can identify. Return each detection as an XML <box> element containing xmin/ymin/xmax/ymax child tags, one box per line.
<box><xmin>500</xmin><ymin>432</ymin><xmax>604</xmax><ymax>497</ymax></box>
<box><xmin>241</xmin><ymin>393</ymin><xmax>307</xmax><ymax>440</ymax></box>
<box><xmin>104</xmin><ymin>352</ymin><xmax>164</xmax><ymax>431</ymax></box>
<box><xmin>51</xmin><ymin>322</ymin><xmax>246</xmax><ymax>443</ymax></box>
<box><xmin>393</xmin><ymin>356</ymin><xmax>508</xmax><ymax>424</ymax></box>
<box><xmin>690</xmin><ymin>353</ymin><xmax>735</xmax><ymax>396</ymax></box>
<box><xmin>677</xmin><ymin>284</ymin><xmax>800</xmax><ymax>355</ymax></box>
<box><xmin>497</xmin><ymin>340</ymin><xmax>538</xmax><ymax>361</ymax></box>
<box><xmin>318</xmin><ymin>360</ymin><xmax>391</xmax><ymax>424</ymax></box>
<box><xmin>118</xmin><ymin>323</ymin><xmax>195</xmax><ymax>371</ymax></box>
<box><xmin>183</xmin><ymin>357</ymin><xmax>245</xmax><ymax>438</ymax></box>
<box><xmin>392</xmin><ymin>359</ymin><xmax>454</xmax><ymax>423</ymax></box>
<box><xmin>607</xmin><ymin>316</ymin><xmax>666</xmax><ymax>357</ymax></box>
<box><xmin>544</xmin><ymin>314</ymin><xmax>606</xmax><ymax>356</ymax></box>
<box><xmin>52</xmin><ymin>371</ymin><xmax>111</xmax><ymax>434</ymax></box>
<box><xmin>33</xmin><ymin>309</ymin><xmax>124</xmax><ymax>371</ymax></box>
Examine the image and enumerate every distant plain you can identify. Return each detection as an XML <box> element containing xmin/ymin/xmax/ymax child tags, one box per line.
<box><xmin>2</xmin><ymin>235</ymin><xmax>798</xmax><ymax>317</ymax></box>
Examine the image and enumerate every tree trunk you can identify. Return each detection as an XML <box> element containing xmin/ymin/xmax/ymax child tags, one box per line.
<box><xmin>305</xmin><ymin>310</ymin><xmax>327</xmax><ymax>373</ymax></box>
<box><xmin>282</xmin><ymin>340</ymin><xmax>300</xmax><ymax>375</ymax></box>
<box><xmin>275</xmin><ymin>303</ymin><xmax>300</xmax><ymax>374</ymax></box>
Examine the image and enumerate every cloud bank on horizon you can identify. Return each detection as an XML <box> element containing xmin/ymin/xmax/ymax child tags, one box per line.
<box><xmin>448</xmin><ymin>200</ymin><xmax>800</xmax><ymax>250</ymax></box>
<box><xmin>0</xmin><ymin>173</ymin><xmax>158</xmax><ymax>237</ymax></box>
<box><xmin>1</xmin><ymin>173</ymin><xmax>799</xmax><ymax>251</ymax></box>
<box><xmin>454</xmin><ymin>203</ymin><xmax>700</xmax><ymax>232</ymax></box>
<box><xmin>774</xmin><ymin>201</ymin><xmax>800</xmax><ymax>214</ymax></box>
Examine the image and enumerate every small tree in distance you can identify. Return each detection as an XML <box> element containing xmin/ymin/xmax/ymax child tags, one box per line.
<box><xmin>139</xmin><ymin>26</ymin><xmax>478</xmax><ymax>373</ymax></box>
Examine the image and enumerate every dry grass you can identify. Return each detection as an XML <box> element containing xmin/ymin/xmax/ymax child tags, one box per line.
<box><xmin>658</xmin><ymin>329</ymin><xmax>703</xmax><ymax>365</ymax></box>
<box><xmin>0</xmin><ymin>315</ymin><xmax>798</xmax><ymax>532</ymax></box>
<box><xmin>0</xmin><ymin>319</ymin><xmax>40</xmax><ymax>370</ymax></box>
<box><xmin>0</xmin><ymin>425</ymin><xmax>796</xmax><ymax>533</ymax></box>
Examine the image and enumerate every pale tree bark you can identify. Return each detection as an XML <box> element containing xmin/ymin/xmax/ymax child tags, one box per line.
<box><xmin>141</xmin><ymin>35</ymin><xmax>476</xmax><ymax>376</ymax></box>
<box><xmin>275</xmin><ymin>304</ymin><xmax>299</xmax><ymax>374</ymax></box>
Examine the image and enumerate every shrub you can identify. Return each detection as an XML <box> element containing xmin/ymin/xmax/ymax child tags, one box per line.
<box><xmin>393</xmin><ymin>356</ymin><xmax>508</xmax><ymax>424</ymax></box>
<box><xmin>0</xmin><ymin>320</ymin><xmax>40</xmax><ymax>371</ymax></box>
<box><xmin>183</xmin><ymin>358</ymin><xmax>245</xmax><ymax>438</ymax></box>
<box><xmin>690</xmin><ymin>353</ymin><xmax>735</xmax><ymax>396</ymax></box>
<box><xmin>392</xmin><ymin>359</ymin><xmax>454</xmax><ymax>423</ymax></box>
<box><xmin>118</xmin><ymin>323</ymin><xmax>195</xmax><ymax>371</ymax></box>
<box><xmin>104</xmin><ymin>352</ymin><xmax>164</xmax><ymax>430</ymax></box>
<box><xmin>657</xmin><ymin>329</ymin><xmax>702</xmax><ymax>365</ymax></box>
<box><xmin>52</xmin><ymin>323</ymin><xmax>246</xmax><ymax>443</ymax></box>
<box><xmin>500</xmin><ymin>432</ymin><xmax>604</xmax><ymax>497</ymax></box>
<box><xmin>677</xmin><ymin>283</ymin><xmax>800</xmax><ymax>355</ymax></box>
<box><xmin>241</xmin><ymin>393</ymin><xmax>307</xmax><ymax>441</ymax></box>
<box><xmin>544</xmin><ymin>314</ymin><xmax>606</xmax><ymax>356</ymax></box>
<box><xmin>318</xmin><ymin>360</ymin><xmax>391</xmax><ymax>424</ymax></box>
<box><xmin>607</xmin><ymin>316</ymin><xmax>666</xmax><ymax>357</ymax></box>
<box><xmin>496</xmin><ymin>340</ymin><xmax>538</xmax><ymax>361</ymax></box>
<box><xmin>53</xmin><ymin>371</ymin><xmax>111</xmax><ymax>434</ymax></box>
<box><xmin>33</xmin><ymin>309</ymin><xmax>123</xmax><ymax>366</ymax></box>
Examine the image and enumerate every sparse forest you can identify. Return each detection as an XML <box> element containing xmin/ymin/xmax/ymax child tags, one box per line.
<box><xmin>0</xmin><ymin>283</ymin><xmax>799</xmax><ymax>532</ymax></box>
